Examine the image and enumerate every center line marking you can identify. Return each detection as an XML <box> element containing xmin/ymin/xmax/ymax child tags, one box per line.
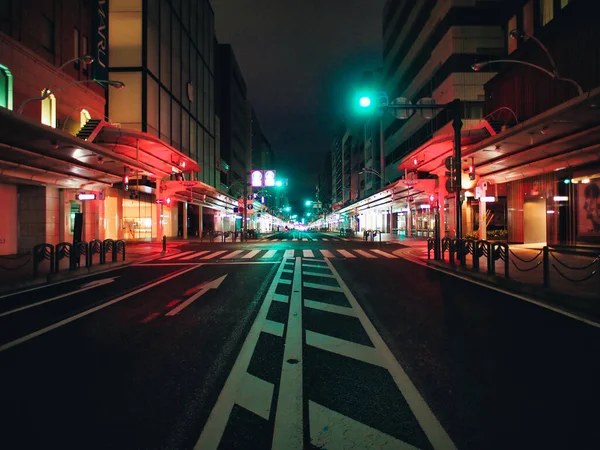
<box><xmin>272</xmin><ymin>256</ymin><xmax>304</xmax><ymax>448</ymax></box>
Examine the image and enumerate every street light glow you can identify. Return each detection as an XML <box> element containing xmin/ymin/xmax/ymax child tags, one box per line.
<box><xmin>305</xmin><ymin>200</ymin><xmax>313</xmax><ymax>206</ymax></box>
<box><xmin>275</xmin><ymin>180</ymin><xmax>283</xmax><ymax>187</ymax></box>
<box><xmin>359</xmin><ymin>96</ymin><xmax>371</xmax><ymax>108</ymax></box>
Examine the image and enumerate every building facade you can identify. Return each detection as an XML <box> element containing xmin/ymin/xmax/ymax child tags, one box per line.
<box><xmin>0</xmin><ymin>0</ymin><xmax>238</xmax><ymax>256</ymax></box>
<box><xmin>216</xmin><ymin>43</ymin><xmax>250</xmax><ymax>192</ymax></box>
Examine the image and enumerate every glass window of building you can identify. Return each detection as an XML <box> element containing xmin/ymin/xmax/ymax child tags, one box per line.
<box><xmin>507</xmin><ymin>15</ymin><xmax>518</xmax><ymax>54</ymax></box>
<box><xmin>41</xmin><ymin>92</ymin><xmax>56</xmax><ymax>127</ymax></box>
<box><xmin>523</xmin><ymin>0</ymin><xmax>535</xmax><ymax>38</ymax></box>
<box><xmin>123</xmin><ymin>193</ymin><xmax>157</xmax><ymax>240</ymax></box>
<box><xmin>540</xmin><ymin>0</ymin><xmax>554</xmax><ymax>26</ymax></box>
<box><xmin>0</xmin><ymin>64</ymin><xmax>13</xmax><ymax>110</ymax></box>
<box><xmin>41</xmin><ymin>15</ymin><xmax>55</xmax><ymax>53</ymax></box>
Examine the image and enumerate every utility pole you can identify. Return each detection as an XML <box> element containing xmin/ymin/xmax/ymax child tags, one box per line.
<box><xmin>379</xmin><ymin>117</ymin><xmax>385</xmax><ymax>189</ymax></box>
<box><xmin>243</xmin><ymin>176</ymin><xmax>248</xmax><ymax>242</ymax></box>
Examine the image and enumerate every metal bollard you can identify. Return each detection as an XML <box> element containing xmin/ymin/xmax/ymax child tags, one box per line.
<box><xmin>162</xmin><ymin>235</ymin><xmax>167</xmax><ymax>253</ymax></box>
<box><xmin>543</xmin><ymin>246</ymin><xmax>550</xmax><ymax>288</ymax></box>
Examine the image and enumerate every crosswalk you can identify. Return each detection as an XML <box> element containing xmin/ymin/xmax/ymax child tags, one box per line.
<box><xmin>260</xmin><ymin>237</ymin><xmax>351</xmax><ymax>242</ymax></box>
<box><xmin>156</xmin><ymin>248</ymin><xmax>399</xmax><ymax>262</ymax></box>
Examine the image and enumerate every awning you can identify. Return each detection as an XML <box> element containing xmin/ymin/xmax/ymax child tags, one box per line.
<box><xmin>94</xmin><ymin>125</ymin><xmax>201</xmax><ymax>175</ymax></box>
<box><xmin>463</xmin><ymin>86</ymin><xmax>600</xmax><ymax>184</ymax></box>
<box><xmin>0</xmin><ymin>108</ymin><xmax>192</xmax><ymax>190</ymax></box>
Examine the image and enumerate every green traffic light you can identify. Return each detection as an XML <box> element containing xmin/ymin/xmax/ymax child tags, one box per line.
<box><xmin>275</xmin><ymin>180</ymin><xmax>283</xmax><ymax>187</ymax></box>
<box><xmin>359</xmin><ymin>96</ymin><xmax>371</xmax><ymax>108</ymax></box>
<box><xmin>305</xmin><ymin>200</ymin><xmax>313</xmax><ymax>207</ymax></box>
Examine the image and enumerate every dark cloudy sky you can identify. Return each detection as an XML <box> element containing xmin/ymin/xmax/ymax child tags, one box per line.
<box><xmin>211</xmin><ymin>0</ymin><xmax>386</xmax><ymax>206</ymax></box>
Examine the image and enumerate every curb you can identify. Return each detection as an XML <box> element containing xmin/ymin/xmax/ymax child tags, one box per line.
<box><xmin>423</xmin><ymin>259</ymin><xmax>600</xmax><ymax>324</ymax></box>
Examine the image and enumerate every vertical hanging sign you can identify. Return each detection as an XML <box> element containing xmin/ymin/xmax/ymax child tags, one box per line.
<box><xmin>93</xmin><ymin>0</ymin><xmax>109</xmax><ymax>81</ymax></box>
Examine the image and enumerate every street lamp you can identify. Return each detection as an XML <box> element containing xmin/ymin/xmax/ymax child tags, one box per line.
<box><xmin>471</xmin><ymin>29</ymin><xmax>583</xmax><ymax>96</ymax></box>
<box><xmin>359</xmin><ymin>168</ymin><xmax>383</xmax><ymax>180</ymax></box>
<box><xmin>17</xmin><ymin>79</ymin><xmax>125</xmax><ymax>115</ymax></box>
<box><xmin>17</xmin><ymin>54</ymin><xmax>95</xmax><ymax>114</ymax></box>
<box><xmin>305</xmin><ymin>200</ymin><xmax>313</xmax><ymax>207</ymax></box>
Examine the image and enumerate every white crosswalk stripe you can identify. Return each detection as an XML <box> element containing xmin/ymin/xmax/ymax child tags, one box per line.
<box><xmin>222</xmin><ymin>250</ymin><xmax>243</xmax><ymax>259</ymax></box>
<box><xmin>303</xmin><ymin>250</ymin><xmax>314</xmax><ymax>258</ymax></box>
<box><xmin>322</xmin><ymin>238</ymin><xmax>329</xmax><ymax>241</ymax></box>
<box><xmin>160</xmin><ymin>250</ymin><xmax>195</xmax><ymax>260</ymax></box>
<box><xmin>370</xmin><ymin>249</ymin><xmax>398</xmax><ymax>259</ymax></box>
<box><xmin>354</xmin><ymin>249</ymin><xmax>377</xmax><ymax>259</ymax></box>
<box><xmin>180</xmin><ymin>251</ymin><xmax>210</xmax><ymax>260</ymax></box>
<box><xmin>284</xmin><ymin>249</ymin><xmax>295</xmax><ymax>259</ymax></box>
<box><xmin>262</xmin><ymin>250</ymin><xmax>277</xmax><ymax>259</ymax></box>
<box><xmin>337</xmin><ymin>250</ymin><xmax>356</xmax><ymax>258</ymax></box>
<box><xmin>202</xmin><ymin>250</ymin><xmax>228</xmax><ymax>259</ymax></box>
<box><xmin>243</xmin><ymin>250</ymin><xmax>261</xmax><ymax>259</ymax></box>
<box><xmin>319</xmin><ymin>250</ymin><xmax>335</xmax><ymax>258</ymax></box>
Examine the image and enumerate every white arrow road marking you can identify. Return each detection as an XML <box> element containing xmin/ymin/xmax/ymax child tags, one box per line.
<box><xmin>166</xmin><ymin>274</ymin><xmax>228</xmax><ymax>316</ymax></box>
<box><xmin>0</xmin><ymin>277</ymin><xmax>121</xmax><ymax>318</ymax></box>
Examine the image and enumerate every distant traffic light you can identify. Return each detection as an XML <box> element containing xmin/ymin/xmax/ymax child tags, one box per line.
<box><xmin>468</xmin><ymin>164</ymin><xmax>476</xmax><ymax>181</ymax></box>
<box><xmin>123</xmin><ymin>175</ymin><xmax>129</xmax><ymax>191</ymax></box>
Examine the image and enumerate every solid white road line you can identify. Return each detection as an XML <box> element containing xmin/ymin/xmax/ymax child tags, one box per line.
<box><xmin>303</xmin><ymin>271</ymin><xmax>336</xmax><ymax>278</ymax></box>
<box><xmin>272</xmin><ymin>257</ymin><xmax>304</xmax><ymax>449</ymax></box>
<box><xmin>235</xmin><ymin>373</ymin><xmax>275</xmax><ymax>421</ymax></box>
<box><xmin>262</xmin><ymin>250</ymin><xmax>277</xmax><ymax>259</ymax></box>
<box><xmin>371</xmin><ymin>249</ymin><xmax>398</xmax><ymax>259</ymax></box>
<box><xmin>202</xmin><ymin>251</ymin><xmax>228</xmax><ymax>260</ymax></box>
<box><xmin>0</xmin><ymin>265</ymin><xmax>202</xmax><ymax>353</ymax></box>
<box><xmin>306</xmin><ymin>330</ymin><xmax>383</xmax><ymax>367</ymax></box>
<box><xmin>180</xmin><ymin>251</ymin><xmax>210</xmax><ymax>260</ymax></box>
<box><xmin>0</xmin><ymin>277</ymin><xmax>120</xmax><ymax>318</ymax></box>
<box><xmin>309</xmin><ymin>400</ymin><xmax>419</xmax><ymax>450</ymax></box>
<box><xmin>319</xmin><ymin>249</ymin><xmax>335</xmax><ymax>258</ymax></box>
<box><xmin>263</xmin><ymin>319</ymin><xmax>285</xmax><ymax>337</ymax></box>
<box><xmin>304</xmin><ymin>299</ymin><xmax>357</xmax><ymax>317</ymax></box>
<box><xmin>354</xmin><ymin>249</ymin><xmax>377</xmax><ymax>259</ymax></box>
<box><xmin>242</xmin><ymin>250</ymin><xmax>260</xmax><ymax>259</ymax></box>
<box><xmin>194</xmin><ymin>258</ymin><xmax>289</xmax><ymax>450</ymax></box>
<box><xmin>303</xmin><ymin>282</ymin><xmax>343</xmax><ymax>292</ymax></box>
<box><xmin>221</xmin><ymin>250</ymin><xmax>243</xmax><ymax>259</ymax></box>
<box><xmin>284</xmin><ymin>249</ymin><xmax>295</xmax><ymax>259</ymax></box>
<box><xmin>324</xmin><ymin>259</ymin><xmax>457</xmax><ymax>450</ymax></box>
<box><xmin>161</xmin><ymin>250</ymin><xmax>195</xmax><ymax>260</ymax></box>
<box><xmin>303</xmin><ymin>250</ymin><xmax>315</xmax><ymax>258</ymax></box>
<box><xmin>337</xmin><ymin>249</ymin><xmax>356</xmax><ymax>258</ymax></box>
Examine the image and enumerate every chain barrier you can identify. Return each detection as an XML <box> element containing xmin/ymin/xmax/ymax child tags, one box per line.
<box><xmin>551</xmin><ymin>264</ymin><xmax>597</xmax><ymax>283</ymax></box>
<box><xmin>0</xmin><ymin>255</ymin><xmax>32</xmax><ymax>271</ymax></box>
<box><xmin>549</xmin><ymin>252</ymin><xmax>599</xmax><ymax>271</ymax></box>
<box><xmin>511</xmin><ymin>259</ymin><xmax>543</xmax><ymax>272</ymax></box>
<box><xmin>509</xmin><ymin>248</ymin><xmax>543</xmax><ymax>263</ymax></box>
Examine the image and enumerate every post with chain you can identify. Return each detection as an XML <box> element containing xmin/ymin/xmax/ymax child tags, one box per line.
<box><xmin>453</xmin><ymin>99</ymin><xmax>463</xmax><ymax>239</ymax></box>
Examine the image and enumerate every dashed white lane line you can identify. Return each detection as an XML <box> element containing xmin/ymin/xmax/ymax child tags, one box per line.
<box><xmin>284</xmin><ymin>249</ymin><xmax>295</xmax><ymax>258</ymax></box>
<box><xmin>161</xmin><ymin>250</ymin><xmax>194</xmax><ymax>260</ymax></box>
<box><xmin>303</xmin><ymin>250</ymin><xmax>315</xmax><ymax>258</ymax></box>
<box><xmin>236</xmin><ymin>373</ymin><xmax>274</xmax><ymax>421</ymax></box>
<box><xmin>262</xmin><ymin>250</ymin><xmax>277</xmax><ymax>259</ymax></box>
<box><xmin>180</xmin><ymin>251</ymin><xmax>210</xmax><ymax>260</ymax></box>
<box><xmin>309</xmin><ymin>400</ymin><xmax>420</xmax><ymax>450</ymax></box>
<box><xmin>371</xmin><ymin>249</ymin><xmax>398</xmax><ymax>259</ymax></box>
<box><xmin>319</xmin><ymin>249</ymin><xmax>335</xmax><ymax>258</ymax></box>
<box><xmin>221</xmin><ymin>250</ymin><xmax>243</xmax><ymax>259</ymax></box>
<box><xmin>354</xmin><ymin>249</ymin><xmax>377</xmax><ymax>259</ymax></box>
<box><xmin>272</xmin><ymin>256</ymin><xmax>304</xmax><ymax>449</ymax></box>
<box><xmin>194</xmin><ymin>259</ymin><xmax>289</xmax><ymax>450</ymax></box>
<box><xmin>305</xmin><ymin>330</ymin><xmax>384</xmax><ymax>367</ymax></box>
<box><xmin>324</xmin><ymin>258</ymin><xmax>457</xmax><ymax>450</ymax></box>
<box><xmin>337</xmin><ymin>249</ymin><xmax>356</xmax><ymax>258</ymax></box>
<box><xmin>202</xmin><ymin>251</ymin><xmax>228</xmax><ymax>260</ymax></box>
<box><xmin>242</xmin><ymin>250</ymin><xmax>261</xmax><ymax>259</ymax></box>
<box><xmin>304</xmin><ymin>299</ymin><xmax>357</xmax><ymax>317</ymax></box>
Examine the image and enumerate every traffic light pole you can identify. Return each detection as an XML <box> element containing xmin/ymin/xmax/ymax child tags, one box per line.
<box><xmin>243</xmin><ymin>178</ymin><xmax>248</xmax><ymax>243</ymax></box>
<box><xmin>384</xmin><ymin>98</ymin><xmax>463</xmax><ymax>253</ymax></box>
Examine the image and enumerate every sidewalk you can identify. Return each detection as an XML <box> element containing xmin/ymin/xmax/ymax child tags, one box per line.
<box><xmin>327</xmin><ymin>231</ymin><xmax>600</xmax><ymax>321</ymax></box>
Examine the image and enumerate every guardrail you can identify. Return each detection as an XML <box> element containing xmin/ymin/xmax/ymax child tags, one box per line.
<box><xmin>430</xmin><ymin>238</ymin><xmax>509</xmax><ymax>277</ymax></box>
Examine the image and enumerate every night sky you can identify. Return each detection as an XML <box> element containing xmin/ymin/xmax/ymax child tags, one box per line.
<box><xmin>211</xmin><ymin>0</ymin><xmax>385</xmax><ymax>207</ymax></box>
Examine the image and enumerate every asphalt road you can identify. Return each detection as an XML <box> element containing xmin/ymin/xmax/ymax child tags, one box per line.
<box><xmin>0</xmin><ymin>231</ymin><xmax>598</xmax><ymax>449</ymax></box>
